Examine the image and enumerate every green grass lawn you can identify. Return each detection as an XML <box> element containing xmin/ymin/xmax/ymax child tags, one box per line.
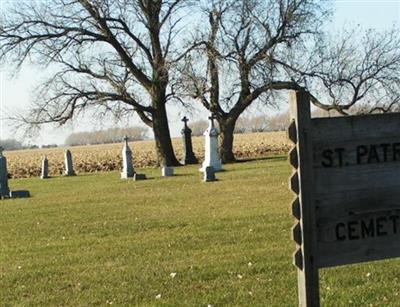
<box><xmin>1</xmin><ymin>157</ymin><xmax>399</xmax><ymax>306</ymax></box>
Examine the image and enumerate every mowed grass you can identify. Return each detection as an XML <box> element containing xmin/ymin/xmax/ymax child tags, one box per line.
<box><xmin>1</xmin><ymin>158</ymin><xmax>400</xmax><ymax>306</ymax></box>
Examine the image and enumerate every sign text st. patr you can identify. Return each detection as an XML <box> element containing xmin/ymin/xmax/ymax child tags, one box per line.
<box><xmin>288</xmin><ymin>90</ymin><xmax>400</xmax><ymax>306</ymax></box>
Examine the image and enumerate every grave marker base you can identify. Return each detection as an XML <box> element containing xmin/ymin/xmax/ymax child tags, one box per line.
<box><xmin>1</xmin><ymin>190</ymin><xmax>30</xmax><ymax>199</ymax></box>
<box><xmin>203</xmin><ymin>166</ymin><xmax>216</xmax><ymax>182</ymax></box>
<box><xmin>162</xmin><ymin>167</ymin><xmax>174</xmax><ymax>177</ymax></box>
<box><xmin>9</xmin><ymin>190</ymin><xmax>30</xmax><ymax>198</ymax></box>
<box><xmin>133</xmin><ymin>173</ymin><xmax>146</xmax><ymax>181</ymax></box>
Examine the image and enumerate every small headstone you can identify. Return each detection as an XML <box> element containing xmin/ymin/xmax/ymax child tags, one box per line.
<box><xmin>64</xmin><ymin>150</ymin><xmax>75</xmax><ymax>176</ymax></box>
<box><xmin>200</xmin><ymin>113</ymin><xmax>222</xmax><ymax>172</ymax></box>
<box><xmin>181</xmin><ymin>116</ymin><xmax>198</xmax><ymax>165</ymax></box>
<box><xmin>203</xmin><ymin>166</ymin><xmax>216</xmax><ymax>182</ymax></box>
<box><xmin>0</xmin><ymin>147</ymin><xmax>10</xmax><ymax>198</ymax></box>
<box><xmin>40</xmin><ymin>156</ymin><xmax>49</xmax><ymax>179</ymax></box>
<box><xmin>133</xmin><ymin>173</ymin><xmax>146</xmax><ymax>181</ymax></box>
<box><xmin>121</xmin><ymin>136</ymin><xmax>135</xmax><ymax>179</ymax></box>
<box><xmin>162</xmin><ymin>166</ymin><xmax>174</xmax><ymax>177</ymax></box>
<box><xmin>0</xmin><ymin>147</ymin><xmax>30</xmax><ymax>199</ymax></box>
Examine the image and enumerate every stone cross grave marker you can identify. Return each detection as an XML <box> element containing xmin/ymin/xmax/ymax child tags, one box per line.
<box><xmin>200</xmin><ymin>113</ymin><xmax>222</xmax><ymax>172</ymax></box>
<box><xmin>181</xmin><ymin>116</ymin><xmax>198</xmax><ymax>165</ymax></box>
<box><xmin>64</xmin><ymin>149</ymin><xmax>75</xmax><ymax>176</ymax></box>
<box><xmin>40</xmin><ymin>156</ymin><xmax>49</xmax><ymax>179</ymax></box>
<box><xmin>288</xmin><ymin>90</ymin><xmax>400</xmax><ymax>306</ymax></box>
<box><xmin>121</xmin><ymin>135</ymin><xmax>135</xmax><ymax>179</ymax></box>
<box><xmin>0</xmin><ymin>147</ymin><xmax>10</xmax><ymax>198</ymax></box>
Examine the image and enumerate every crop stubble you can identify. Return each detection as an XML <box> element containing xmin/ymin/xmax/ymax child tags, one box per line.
<box><xmin>5</xmin><ymin>132</ymin><xmax>290</xmax><ymax>178</ymax></box>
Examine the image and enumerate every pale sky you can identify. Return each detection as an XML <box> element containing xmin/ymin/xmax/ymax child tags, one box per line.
<box><xmin>0</xmin><ymin>0</ymin><xmax>399</xmax><ymax>145</ymax></box>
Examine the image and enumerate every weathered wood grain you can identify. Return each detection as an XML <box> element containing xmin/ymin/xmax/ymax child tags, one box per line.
<box><xmin>314</xmin><ymin>163</ymin><xmax>400</xmax><ymax>194</ymax></box>
<box><xmin>311</xmin><ymin>113</ymin><xmax>400</xmax><ymax>144</ymax></box>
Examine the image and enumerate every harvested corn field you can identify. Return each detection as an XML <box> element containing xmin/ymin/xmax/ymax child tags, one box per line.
<box><xmin>5</xmin><ymin>131</ymin><xmax>290</xmax><ymax>178</ymax></box>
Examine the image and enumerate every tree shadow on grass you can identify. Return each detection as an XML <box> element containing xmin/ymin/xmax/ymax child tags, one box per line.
<box><xmin>233</xmin><ymin>155</ymin><xmax>287</xmax><ymax>164</ymax></box>
<box><xmin>161</xmin><ymin>173</ymin><xmax>191</xmax><ymax>178</ymax></box>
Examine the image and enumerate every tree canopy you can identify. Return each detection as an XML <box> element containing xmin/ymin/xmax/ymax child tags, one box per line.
<box><xmin>1</xmin><ymin>0</ymin><xmax>399</xmax><ymax>163</ymax></box>
<box><xmin>1</xmin><ymin>0</ymin><xmax>194</xmax><ymax>165</ymax></box>
<box><xmin>178</xmin><ymin>0</ymin><xmax>400</xmax><ymax>161</ymax></box>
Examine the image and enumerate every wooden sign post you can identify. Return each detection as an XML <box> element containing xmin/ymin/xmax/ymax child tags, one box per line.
<box><xmin>288</xmin><ymin>90</ymin><xmax>400</xmax><ymax>306</ymax></box>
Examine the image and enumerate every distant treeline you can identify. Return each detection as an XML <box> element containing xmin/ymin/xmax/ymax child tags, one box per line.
<box><xmin>190</xmin><ymin>113</ymin><xmax>290</xmax><ymax>136</ymax></box>
<box><xmin>0</xmin><ymin>139</ymin><xmax>58</xmax><ymax>151</ymax></box>
<box><xmin>0</xmin><ymin>139</ymin><xmax>23</xmax><ymax>150</ymax></box>
<box><xmin>65</xmin><ymin>126</ymin><xmax>149</xmax><ymax>146</ymax></box>
<box><xmin>189</xmin><ymin>105</ymin><xmax>390</xmax><ymax>137</ymax></box>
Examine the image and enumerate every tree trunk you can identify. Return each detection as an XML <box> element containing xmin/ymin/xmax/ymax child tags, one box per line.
<box><xmin>218</xmin><ymin>117</ymin><xmax>237</xmax><ymax>163</ymax></box>
<box><xmin>152</xmin><ymin>102</ymin><xmax>181</xmax><ymax>167</ymax></box>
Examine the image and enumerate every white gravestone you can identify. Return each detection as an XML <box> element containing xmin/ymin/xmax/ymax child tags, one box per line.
<box><xmin>201</xmin><ymin>114</ymin><xmax>222</xmax><ymax>172</ymax></box>
<box><xmin>64</xmin><ymin>150</ymin><xmax>75</xmax><ymax>176</ymax></box>
<box><xmin>0</xmin><ymin>147</ymin><xmax>10</xmax><ymax>198</ymax></box>
<box><xmin>40</xmin><ymin>156</ymin><xmax>49</xmax><ymax>179</ymax></box>
<box><xmin>121</xmin><ymin>136</ymin><xmax>135</xmax><ymax>179</ymax></box>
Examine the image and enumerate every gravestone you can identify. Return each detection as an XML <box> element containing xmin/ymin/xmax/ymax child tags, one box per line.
<box><xmin>40</xmin><ymin>156</ymin><xmax>49</xmax><ymax>179</ymax></box>
<box><xmin>200</xmin><ymin>113</ymin><xmax>222</xmax><ymax>172</ymax></box>
<box><xmin>0</xmin><ymin>147</ymin><xmax>30</xmax><ymax>199</ymax></box>
<box><xmin>288</xmin><ymin>89</ymin><xmax>400</xmax><ymax>306</ymax></box>
<box><xmin>64</xmin><ymin>150</ymin><xmax>75</xmax><ymax>176</ymax></box>
<box><xmin>203</xmin><ymin>166</ymin><xmax>216</xmax><ymax>182</ymax></box>
<box><xmin>181</xmin><ymin>116</ymin><xmax>198</xmax><ymax>165</ymax></box>
<box><xmin>121</xmin><ymin>136</ymin><xmax>135</xmax><ymax>179</ymax></box>
<box><xmin>162</xmin><ymin>166</ymin><xmax>174</xmax><ymax>177</ymax></box>
<box><xmin>0</xmin><ymin>147</ymin><xmax>10</xmax><ymax>198</ymax></box>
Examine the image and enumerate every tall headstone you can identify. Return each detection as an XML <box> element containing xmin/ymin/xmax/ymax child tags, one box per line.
<box><xmin>121</xmin><ymin>135</ymin><xmax>135</xmax><ymax>179</ymax></box>
<box><xmin>0</xmin><ymin>147</ymin><xmax>10</xmax><ymax>198</ymax></box>
<box><xmin>40</xmin><ymin>156</ymin><xmax>49</xmax><ymax>179</ymax></box>
<box><xmin>64</xmin><ymin>149</ymin><xmax>75</xmax><ymax>176</ymax></box>
<box><xmin>200</xmin><ymin>113</ymin><xmax>222</xmax><ymax>172</ymax></box>
<box><xmin>181</xmin><ymin>116</ymin><xmax>198</xmax><ymax>165</ymax></box>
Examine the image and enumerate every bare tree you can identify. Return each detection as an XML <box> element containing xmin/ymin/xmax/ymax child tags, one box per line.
<box><xmin>179</xmin><ymin>0</ymin><xmax>330</xmax><ymax>162</ymax></box>
<box><xmin>180</xmin><ymin>0</ymin><xmax>400</xmax><ymax>163</ymax></box>
<box><xmin>294</xmin><ymin>27</ymin><xmax>400</xmax><ymax>115</ymax></box>
<box><xmin>0</xmin><ymin>0</ymin><xmax>193</xmax><ymax>166</ymax></box>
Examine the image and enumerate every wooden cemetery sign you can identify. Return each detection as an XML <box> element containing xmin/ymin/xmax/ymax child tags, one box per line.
<box><xmin>288</xmin><ymin>90</ymin><xmax>400</xmax><ymax>306</ymax></box>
